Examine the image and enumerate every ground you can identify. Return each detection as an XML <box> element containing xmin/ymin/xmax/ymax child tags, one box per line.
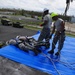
<box><xmin>0</xmin><ymin>25</ymin><xmax>50</xmax><ymax>75</ymax></box>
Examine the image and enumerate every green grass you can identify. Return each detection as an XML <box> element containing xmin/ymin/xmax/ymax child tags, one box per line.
<box><xmin>24</xmin><ymin>25</ymin><xmax>42</xmax><ymax>31</ymax></box>
<box><xmin>9</xmin><ymin>18</ymin><xmax>41</xmax><ymax>25</ymax></box>
<box><xmin>66</xmin><ymin>33</ymin><xmax>75</xmax><ymax>37</ymax></box>
<box><xmin>38</xmin><ymin>16</ymin><xmax>42</xmax><ymax>20</ymax></box>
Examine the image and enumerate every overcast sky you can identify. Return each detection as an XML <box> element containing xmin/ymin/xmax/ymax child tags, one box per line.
<box><xmin>0</xmin><ymin>0</ymin><xmax>75</xmax><ymax>16</ymax></box>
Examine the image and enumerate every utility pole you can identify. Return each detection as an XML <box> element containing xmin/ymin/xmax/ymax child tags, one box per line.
<box><xmin>64</xmin><ymin>0</ymin><xmax>73</xmax><ymax>16</ymax></box>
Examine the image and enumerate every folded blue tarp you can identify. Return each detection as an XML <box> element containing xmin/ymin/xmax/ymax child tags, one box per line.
<box><xmin>0</xmin><ymin>31</ymin><xmax>75</xmax><ymax>75</ymax></box>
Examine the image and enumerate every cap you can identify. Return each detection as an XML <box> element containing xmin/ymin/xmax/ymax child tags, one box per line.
<box><xmin>50</xmin><ymin>12</ymin><xmax>58</xmax><ymax>18</ymax></box>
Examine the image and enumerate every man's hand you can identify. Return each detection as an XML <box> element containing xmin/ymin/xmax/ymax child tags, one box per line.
<box><xmin>40</xmin><ymin>24</ymin><xmax>43</xmax><ymax>26</ymax></box>
<box><xmin>56</xmin><ymin>31</ymin><xmax>61</xmax><ymax>36</ymax></box>
<box><xmin>49</xmin><ymin>34</ymin><xmax>52</xmax><ymax>39</ymax></box>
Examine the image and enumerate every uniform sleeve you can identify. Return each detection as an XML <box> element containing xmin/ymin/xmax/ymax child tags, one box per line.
<box><xmin>43</xmin><ymin>15</ymin><xmax>48</xmax><ymax>21</ymax></box>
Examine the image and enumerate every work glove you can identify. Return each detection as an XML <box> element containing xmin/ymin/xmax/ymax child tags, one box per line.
<box><xmin>49</xmin><ymin>34</ymin><xmax>52</xmax><ymax>39</ymax></box>
<box><xmin>56</xmin><ymin>31</ymin><xmax>61</xmax><ymax>36</ymax></box>
<box><xmin>40</xmin><ymin>24</ymin><xmax>43</xmax><ymax>26</ymax></box>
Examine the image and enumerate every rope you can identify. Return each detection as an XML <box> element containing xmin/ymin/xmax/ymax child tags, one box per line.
<box><xmin>71</xmin><ymin>63</ymin><xmax>75</xmax><ymax>65</ymax></box>
<box><xmin>52</xmin><ymin>40</ymin><xmax>75</xmax><ymax>70</ymax></box>
<box><xmin>53</xmin><ymin>58</ymin><xmax>75</xmax><ymax>70</ymax></box>
<box><xmin>41</xmin><ymin>53</ymin><xmax>61</xmax><ymax>75</ymax></box>
<box><xmin>60</xmin><ymin>55</ymin><xmax>75</xmax><ymax>70</ymax></box>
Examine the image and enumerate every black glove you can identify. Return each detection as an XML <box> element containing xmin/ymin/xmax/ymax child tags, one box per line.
<box><xmin>56</xmin><ymin>31</ymin><xmax>62</xmax><ymax>36</ymax></box>
<box><xmin>49</xmin><ymin>34</ymin><xmax>52</xmax><ymax>39</ymax></box>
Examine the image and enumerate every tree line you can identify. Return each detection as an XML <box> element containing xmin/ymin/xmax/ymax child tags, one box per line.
<box><xmin>0</xmin><ymin>8</ymin><xmax>72</xmax><ymax>22</ymax></box>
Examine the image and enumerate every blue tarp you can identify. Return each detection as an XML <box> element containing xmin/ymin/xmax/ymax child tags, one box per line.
<box><xmin>0</xmin><ymin>31</ymin><xmax>75</xmax><ymax>75</ymax></box>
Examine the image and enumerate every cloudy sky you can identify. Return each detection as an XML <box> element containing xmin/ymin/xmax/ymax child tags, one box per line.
<box><xmin>0</xmin><ymin>0</ymin><xmax>75</xmax><ymax>16</ymax></box>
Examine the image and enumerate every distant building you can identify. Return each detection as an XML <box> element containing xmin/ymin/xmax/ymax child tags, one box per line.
<box><xmin>71</xmin><ymin>17</ymin><xmax>75</xmax><ymax>23</ymax></box>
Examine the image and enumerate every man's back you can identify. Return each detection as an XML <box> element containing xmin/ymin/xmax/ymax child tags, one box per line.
<box><xmin>43</xmin><ymin>14</ymin><xmax>52</xmax><ymax>29</ymax></box>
